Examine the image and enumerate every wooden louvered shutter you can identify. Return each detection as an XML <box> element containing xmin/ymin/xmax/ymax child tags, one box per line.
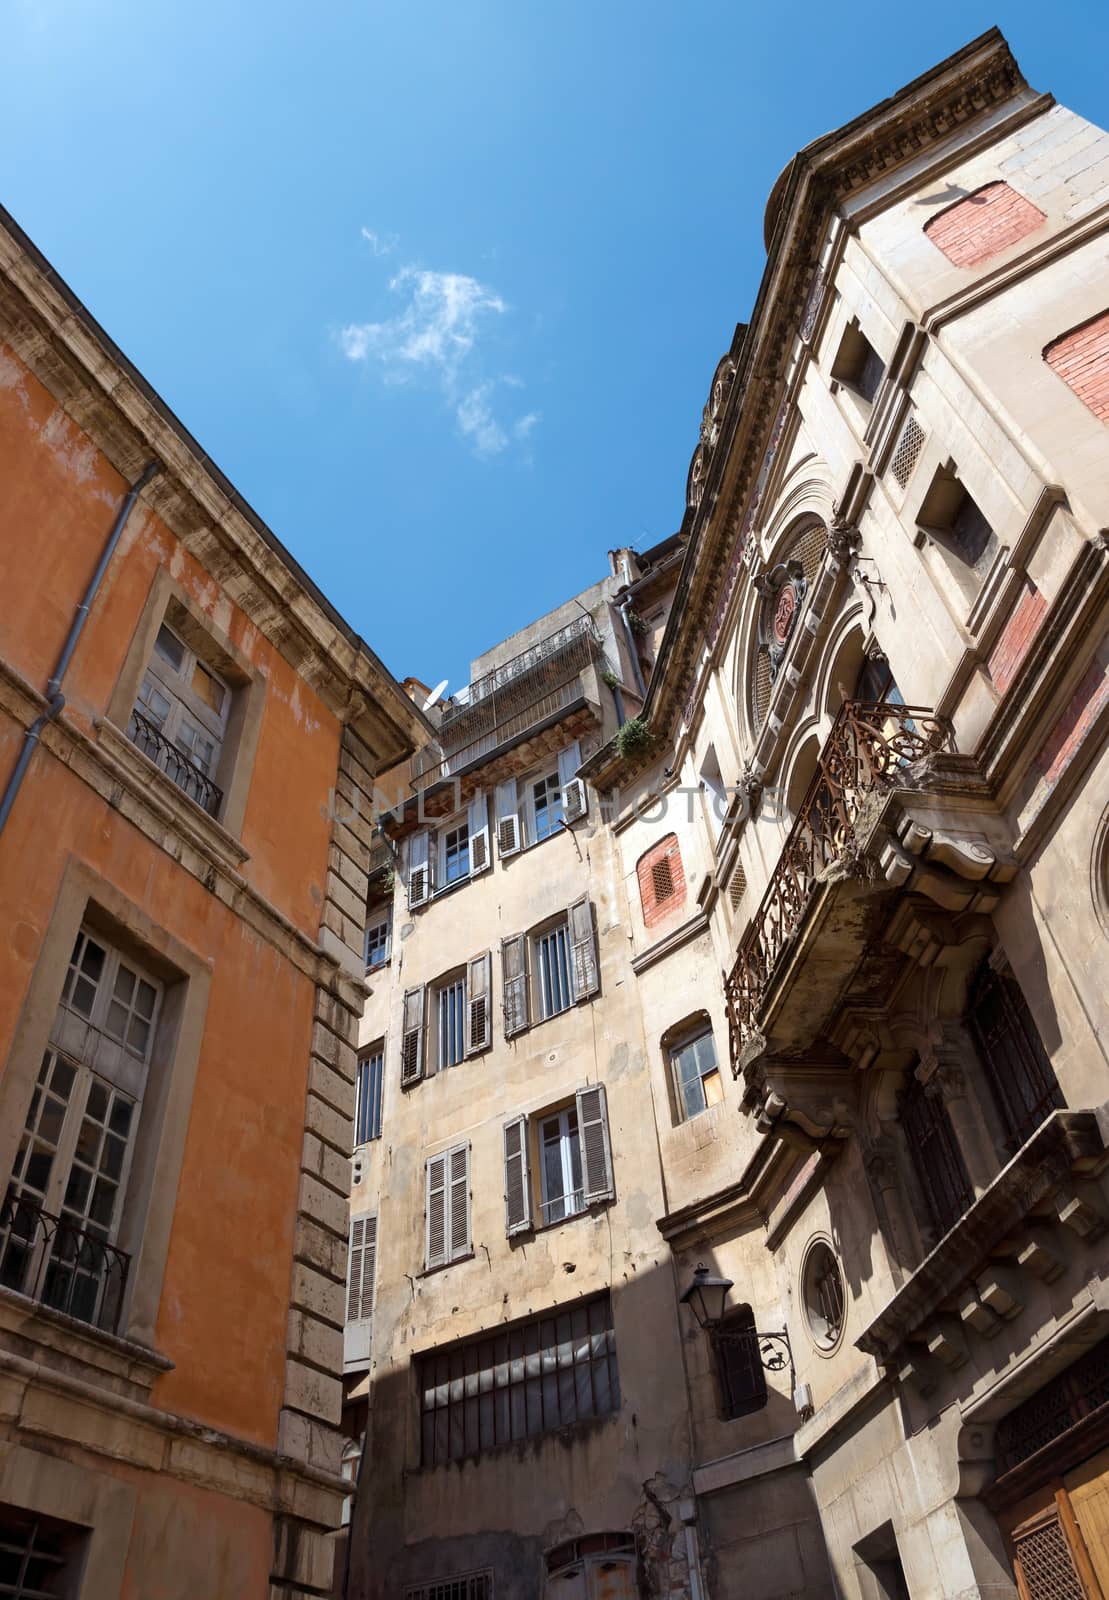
<box><xmin>503</xmin><ymin>1115</ymin><xmax>531</xmax><ymax>1236</ymax></box>
<box><xmin>344</xmin><ymin>1215</ymin><xmax>377</xmax><ymax>1368</ymax></box>
<box><xmin>577</xmin><ymin>1083</ymin><xmax>615</xmax><ymax>1204</ymax></box>
<box><xmin>568</xmin><ymin>897</ymin><xmax>599</xmax><ymax>1000</ymax></box>
<box><xmin>558</xmin><ymin>740</ymin><xmax>587</xmax><ymax>824</ymax></box>
<box><xmin>465</xmin><ymin>951</ymin><xmax>492</xmax><ymax>1055</ymax></box>
<box><xmin>468</xmin><ymin>790</ymin><xmax>491</xmax><ymax>876</ymax></box>
<box><xmin>407</xmin><ymin>830</ymin><xmax>432</xmax><ymax>909</ymax></box>
<box><xmin>449</xmin><ymin>1144</ymin><xmax>471</xmax><ymax>1259</ymax></box>
<box><xmin>426</xmin><ymin>1153</ymin><xmax>448</xmax><ymax>1269</ymax></box>
<box><xmin>501</xmin><ymin>933</ymin><xmax>530</xmax><ymax>1038</ymax></box>
<box><xmin>495</xmin><ymin>778</ymin><xmax>521</xmax><ymax>858</ymax></box>
<box><xmin>400</xmin><ymin>986</ymin><xmax>426</xmax><ymax>1087</ymax></box>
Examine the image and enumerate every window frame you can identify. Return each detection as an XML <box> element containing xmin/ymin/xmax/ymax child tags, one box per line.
<box><xmin>354</xmin><ymin>1045</ymin><xmax>384</xmax><ymax>1145</ymax></box>
<box><xmin>537</xmin><ymin>1105</ymin><xmax>584</xmax><ymax>1226</ymax></box>
<box><xmin>363</xmin><ymin>906</ymin><xmax>392</xmax><ymax>972</ymax></box>
<box><xmin>533</xmin><ymin>917</ymin><xmax>574</xmax><ymax>1022</ymax></box>
<box><xmin>668</xmin><ymin>1026</ymin><xmax>722</xmax><ymax>1123</ymax></box>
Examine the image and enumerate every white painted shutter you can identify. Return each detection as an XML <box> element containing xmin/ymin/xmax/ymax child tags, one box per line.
<box><xmin>503</xmin><ymin>1115</ymin><xmax>531</xmax><ymax>1236</ymax></box>
<box><xmin>568</xmin><ymin>897</ymin><xmax>599</xmax><ymax>1000</ymax></box>
<box><xmin>495</xmin><ymin>778</ymin><xmax>521</xmax><ymax>858</ymax></box>
<box><xmin>501</xmin><ymin>933</ymin><xmax>530</xmax><ymax>1038</ymax></box>
<box><xmin>400</xmin><ymin>985</ymin><xmax>426</xmax><ymax>1087</ymax></box>
<box><xmin>449</xmin><ymin>1144</ymin><xmax>471</xmax><ymax>1260</ymax></box>
<box><xmin>577</xmin><ymin>1083</ymin><xmax>615</xmax><ymax>1204</ymax></box>
<box><xmin>558</xmin><ymin>740</ymin><xmax>587</xmax><ymax>823</ymax></box>
<box><xmin>465</xmin><ymin>951</ymin><xmax>492</xmax><ymax>1055</ymax></box>
<box><xmin>344</xmin><ymin>1214</ymin><xmax>377</xmax><ymax>1368</ymax></box>
<box><xmin>407</xmin><ymin>829</ymin><xmax>431</xmax><ymax>909</ymax></box>
<box><xmin>425</xmin><ymin>1153</ymin><xmax>448</xmax><ymax>1269</ymax></box>
<box><xmin>468</xmin><ymin>790</ymin><xmax>491</xmax><ymax>876</ymax></box>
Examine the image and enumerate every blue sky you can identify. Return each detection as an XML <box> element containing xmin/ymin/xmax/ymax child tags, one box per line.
<box><xmin>4</xmin><ymin>3</ymin><xmax>1106</xmax><ymax>694</ymax></box>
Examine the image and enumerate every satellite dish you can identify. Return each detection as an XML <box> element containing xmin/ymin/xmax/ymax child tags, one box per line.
<box><xmin>422</xmin><ymin>678</ymin><xmax>449</xmax><ymax>711</ymax></box>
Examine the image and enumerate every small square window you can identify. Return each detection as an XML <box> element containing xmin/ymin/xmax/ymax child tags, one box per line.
<box><xmin>670</xmin><ymin>1030</ymin><xmax>721</xmax><ymax>1122</ymax></box>
<box><xmin>831</xmin><ymin>320</ymin><xmax>885</xmax><ymax>406</ymax></box>
<box><xmin>917</xmin><ymin>463</ymin><xmax>997</xmax><ymax>576</ymax></box>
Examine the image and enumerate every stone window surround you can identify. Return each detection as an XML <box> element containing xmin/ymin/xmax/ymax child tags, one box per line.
<box><xmin>0</xmin><ymin>1441</ymin><xmax>134</xmax><ymax>1598</ymax></box>
<box><xmin>104</xmin><ymin>566</ymin><xmax>266</xmax><ymax>844</ymax></box>
<box><xmin>0</xmin><ymin>856</ymin><xmax>210</xmax><ymax>1356</ymax></box>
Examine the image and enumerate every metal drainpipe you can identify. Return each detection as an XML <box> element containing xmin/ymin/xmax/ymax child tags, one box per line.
<box><xmin>0</xmin><ymin>460</ymin><xmax>161</xmax><ymax>838</ymax></box>
<box><xmin>618</xmin><ymin>598</ymin><xmax>648</xmax><ymax>702</ymax></box>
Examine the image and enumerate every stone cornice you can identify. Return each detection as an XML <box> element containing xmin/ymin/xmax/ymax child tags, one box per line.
<box><xmin>584</xmin><ymin>29</ymin><xmax>1031</xmax><ymax>795</ymax></box>
<box><xmin>0</xmin><ymin>209</ymin><xmax>431</xmax><ymax>772</ymax></box>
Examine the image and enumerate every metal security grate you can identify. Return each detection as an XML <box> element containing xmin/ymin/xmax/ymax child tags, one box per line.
<box><xmin>996</xmin><ymin>1338</ymin><xmax>1109</xmax><ymax>1474</ymax></box>
<box><xmin>729</xmin><ymin>862</ymin><xmax>747</xmax><ymax>913</ymax></box>
<box><xmin>1013</xmin><ymin>1514</ymin><xmax>1086</xmax><ymax>1599</ymax></box>
<box><xmin>0</xmin><ymin>1511</ymin><xmax>74</xmax><ymax>1599</ymax></box>
<box><xmin>751</xmin><ymin>650</ymin><xmax>774</xmax><ymax>732</ymax></box>
<box><xmin>890</xmin><ymin>415</ymin><xmax>926</xmax><ymax>489</ymax></box>
<box><xmin>651</xmin><ymin>856</ymin><xmax>675</xmax><ymax>903</ymax></box>
<box><xmin>793</xmin><ymin>521</ymin><xmax>828</xmax><ymax>584</ymax></box>
<box><xmin>969</xmin><ymin>960</ymin><xmax>1063</xmax><ymax>1149</ymax></box>
<box><xmin>405</xmin><ymin>1572</ymin><xmax>493</xmax><ymax>1600</ymax></box>
<box><xmin>899</xmin><ymin>1068</ymin><xmax>974</xmax><ymax>1238</ymax></box>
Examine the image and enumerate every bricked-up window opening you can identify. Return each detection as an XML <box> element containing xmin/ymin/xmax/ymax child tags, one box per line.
<box><xmin>670</xmin><ymin>1030</ymin><xmax>722</xmax><ymax>1122</ymax></box>
<box><xmin>355</xmin><ymin>1047</ymin><xmax>384</xmax><ymax>1145</ymax></box>
<box><xmin>831</xmin><ymin>320</ymin><xmax>886</xmax><ymax>405</ymax></box>
<box><xmin>899</xmin><ymin>1067</ymin><xmax>973</xmax><ymax>1239</ymax></box>
<box><xmin>1044</xmin><ymin>310</ymin><xmax>1109</xmax><ymax>425</ymax></box>
<box><xmin>637</xmin><ymin>835</ymin><xmax>687</xmax><ymax>926</ymax></box>
<box><xmin>995</xmin><ymin>1339</ymin><xmax>1109</xmax><ymax>1475</ymax></box>
<box><xmin>924</xmin><ymin>181</ymin><xmax>1046</xmax><ymax>269</ymax></box>
<box><xmin>405</xmin><ymin>1572</ymin><xmax>493</xmax><ymax>1600</ymax></box>
<box><xmin>0</xmin><ymin>1507</ymin><xmax>84</xmax><ymax>1600</ymax></box>
<box><xmin>889</xmin><ymin>415</ymin><xmax>926</xmax><ymax>490</ymax></box>
<box><xmin>129</xmin><ymin>621</ymin><xmax>228</xmax><ymax>817</ymax></box>
<box><xmin>715</xmin><ymin>1305</ymin><xmax>768</xmax><ymax>1420</ymax></box>
<box><xmin>0</xmin><ymin>927</ymin><xmax>159</xmax><ymax>1334</ymax></box>
<box><xmin>969</xmin><ymin>959</ymin><xmax>1063</xmax><ymax>1150</ymax></box>
<box><xmin>803</xmin><ymin>1242</ymin><xmax>845</xmax><ymax>1349</ymax></box>
<box><xmin>1011</xmin><ymin>1508</ymin><xmax>1088</xmax><ymax>1600</ymax></box>
<box><xmin>417</xmin><ymin>1293</ymin><xmax>619</xmax><ymax>1467</ymax></box>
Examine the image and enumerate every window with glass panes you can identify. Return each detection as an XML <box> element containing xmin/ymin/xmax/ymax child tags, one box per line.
<box><xmin>440</xmin><ymin>822</ymin><xmax>470</xmax><ymax>887</ymax></box>
<box><xmin>128</xmin><ymin>621</ymin><xmax>229</xmax><ymax>811</ymax></box>
<box><xmin>539</xmin><ymin>1108</ymin><xmax>583</xmax><ymax>1224</ymax></box>
<box><xmin>527</xmin><ymin>770</ymin><xmax>563</xmax><ymax>844</ymax></box>
<box><xmin>355</xmin><ymin>1048</ymin><xmax>384</xmax><ymax>1145</ymax></box>
<box><xmin>363</xmin><ymin>909</ymin><xmax>391</xmax><ymax>971</ymax></box>
<box><xmin>418</xmin><ymin>1293</ymin><xmax>619</xmax><ymax>1466</ymax></box>
<box><xmin>0</xmin><ymin>927</ymin><xmax>159</xmax><ymax>1331</ymax></box>
<box><xmin>436</xmin><ymin>977</ymin><xmax>467</xmax><ymax>1071</ymax></box>
<box><xmin>670</xmin><ymin>1030</ymin><xmax>722</xmax><ymax>1121</ymax></box>
<box><xmin>535</xmin><ymin>922</ymin><xmax>573</xmax><ymax>1020</ymax></box>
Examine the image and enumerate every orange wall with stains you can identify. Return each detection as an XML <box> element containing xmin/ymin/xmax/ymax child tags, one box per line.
<box><xmin>0</xmin><ymin>338</ymin><xmax>342</xmax><ymax>1447</ymax></box>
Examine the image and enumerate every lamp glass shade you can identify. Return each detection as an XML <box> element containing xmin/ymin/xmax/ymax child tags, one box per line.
<box><xmin>680</xmin><ymin>1264</ymin><xmax>734</xmax><ymax>1329</ymax></box>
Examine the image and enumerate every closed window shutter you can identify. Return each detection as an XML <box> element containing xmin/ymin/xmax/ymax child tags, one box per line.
<box><xmin>468</xmin><ymin>791</ymin><xmax>491</xmax><ymax>876</ymax></box>
<box><xmin>501</xmin><ymin>934</ymin><xmax>530</xmax><ymax>1038</ymax></box>
<box><xmin>495</xmin><ymin>779</ymin><xmax>521</xmax><ymax>858</ymax></box>
<box><xmin>401</xmin><ymin>986</ymin><xmax>426</xmax><ymax>1086</ymax></box>
<box><xmin>576</xmin><ymin>1083</ymin><xmax>615</xmax><ymax>1204</ymax></box>
<box><xmin>568</xmin><ymin>897</ymin><xmax>599</xmax><ymax>1000</ymax></box>
<box><xmin>426</xmin><ymin>1153</ymin><xmax>448</xmax><ymax>1269</ymax></box>
<box><xmin>503</xmin><ymin>1115</ymin><xmax>531</xmax><ymax>1236</ymax></box>
<box><xmin>347</xmin><ymin>1217</ymin><xmax>368</xmax><ymax>1322</ymax></box>
<box><xmin>407</xmin><ymin>830</ymin><xmax>432</xmax><ymax>909</ymax></box>
<box><xmin>557</xmin><ymin>740</ymin><xmax>587</xmax><ymax>824</ymax></box>
<box><xmin>449</xmin><ymin>1144</ymin><xmax>471</xmax><ymax>1259</ymax></box>
<box><xmin>465</xmin><ymin>951</ymin><xmax>493</xmax><ymax>1055</ymax></box>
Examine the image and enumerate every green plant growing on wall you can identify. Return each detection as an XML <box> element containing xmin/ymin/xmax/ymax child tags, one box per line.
<box><xmin>615</xmin><ymin>717</ymin><xmax>652</xmax><ymax>759</ymax></box>
<box><xmin>601</xmin><ymin>668</ymin><xmax>621</xmax><ymax>689</ymax></box>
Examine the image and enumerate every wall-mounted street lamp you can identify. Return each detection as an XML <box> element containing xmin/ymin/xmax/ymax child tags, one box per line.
<box><xmin>679</xmin><ymin>1263</ymin><xmax>795</xmax><ymax>1381</ymax></box>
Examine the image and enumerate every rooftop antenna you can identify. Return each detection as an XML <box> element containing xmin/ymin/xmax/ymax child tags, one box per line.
<box><xmin>422</xmin><ymin>678</ymin><xmax>448</xmax><ymax>711</ymax></box>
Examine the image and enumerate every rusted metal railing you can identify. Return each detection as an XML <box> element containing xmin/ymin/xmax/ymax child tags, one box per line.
<box><xmin>129</xmin><ymin>708</ymin><xmax>224</xmax><ymax>816</ymax></box>
<box><xmin>724</xmin><ymin>700</ymin><xmax>952</xmax><ymax>1066</ymax></box>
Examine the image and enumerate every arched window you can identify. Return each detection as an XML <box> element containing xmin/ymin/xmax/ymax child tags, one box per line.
<box><xmin>748</xmin><ymin>522</ymin><xmax>828</xmax><ymax>731</ymax></box>
<box><xmin>969</xmin><ymin>958</ymin><xmax>1063</xmax><ymax>1149</ymax></box>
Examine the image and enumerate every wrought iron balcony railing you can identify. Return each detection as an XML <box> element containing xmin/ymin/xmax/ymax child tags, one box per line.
<box><xmin>412</xmin><ymin>615</ymin><xmax>603</xmax><ymax>792</ymax></box>
<box><xmin>724</xmin><ymin>699</ymin><xmax>952</xmax><ymax>1061</ymax></box>
<box><xmin>128</xmin><ymin>708</ymin><xmax>224</xmax><ymax>817</ymax></box>
<box><xmin>0</xmin><ymin>1189</ymin><xmax>130</xmax><ymax>1335</ymax></box>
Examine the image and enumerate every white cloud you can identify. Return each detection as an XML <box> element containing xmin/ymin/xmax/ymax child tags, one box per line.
<box><xmin>339</xmin><ymin>254</ymin><xmax>538</xmax><ymax>459</ymax></box>
<box><xmin>360</xmin><ymin>227</ymin><xmax>398</xmax><ymax>256</ymax></box>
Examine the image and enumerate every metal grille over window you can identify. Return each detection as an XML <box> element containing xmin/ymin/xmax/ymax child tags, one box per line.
<box><xmin>0</xmin><ymin>1509</ymin><xmax>78</xmax><ymax>1600</ymax></box>
<box><xmin>729</xmin><ymin>862</ymin><xmax>747</xmax><ymax>913</ymax></box>
<box><xmin>899</xmin><ymin>1067</ymin><xmax>973</xmax><ymax>1238</ymax></box>
<box><xmin>417</xmin><ymin>1293</ymin><xmax>619</xmax><ymax>1466</ymax></box>
<box><xmin>996</xmin><ymin>1338</ymin><xmax>1109</xmax><ymax>1475</ymax></box>
<box><xmin>1012</xmin><ymin>1514</ymin><xmax>1087</xmax><ymax>1600</ymax></box>
<box><xmin>969</xmin><ymin>959</ymin><xmax>1063</xmax><ymax>1148</ymax></box>
<box><xmin>889</xmin><ymin>414</ymin><xmax>926</xmax><ymax>489</ymax></box>
<box><xmin>404</xmin><ymin>1573</ymin><xmax>493</xmax><ymax>1600</ymax></box>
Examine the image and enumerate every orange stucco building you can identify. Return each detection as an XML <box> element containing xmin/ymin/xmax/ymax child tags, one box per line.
<box><xmin>0</xmin><ymin>205</ymin><xmax>427</xmax><ymax>1597</ymax></box>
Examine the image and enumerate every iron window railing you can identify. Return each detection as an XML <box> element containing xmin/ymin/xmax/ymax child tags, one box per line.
<box><xmin>128</xmin><ymin>707</ymin><xmax>224</xmax><ymax>816</ymax></box>
<box><xmin>417</xmin><ymin>1292</ymin><xmax>619</xmax><ymax>1467</ymax></box>
<box><xmin>0</xmin><ymin>1189</ymin><xmax>130</xmax><ymax>1335</ymax></box>
<box><xmin>969</xmin><ymin>961</ymin><xmax>1064</xmax><ymax>1149</ymax></box>
<box><xmin>899</xmin><ymin>1070</ymin><xmax>974</xmax><ymax>1240</ymax></box>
